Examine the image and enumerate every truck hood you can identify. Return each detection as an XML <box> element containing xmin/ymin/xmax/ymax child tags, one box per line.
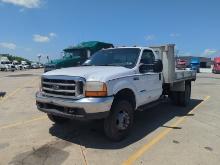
<box><xmin>43</xmin><ymin>66</ymin><xmax>135</xmax><ymax>82</ymax></box>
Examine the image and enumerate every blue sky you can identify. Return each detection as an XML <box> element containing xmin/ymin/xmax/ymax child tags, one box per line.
<box><xmin>0</xmin><ymin>0</ymin><xmax>219</xmax><ymax>62</ymax></box>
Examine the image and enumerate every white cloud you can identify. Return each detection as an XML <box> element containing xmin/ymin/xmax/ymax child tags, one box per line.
<box><xmin>0</xmin><ymin>42</ymin><xmax>16</xmax><ymax>50</ymax></box>
<box><xmin>203</xmin><ymin>49</ymin><xmax>218</xmax><ymax>56</ymax></box>
<box><xmin>0</xmin><ymin>0</ymin><xmax>41</xmax><ymax>8</ymax></box>
<box><xmin>33</xmin><ymin>34</ymin><xmax>50</xmax><ymax>43</ymax></box>
<box><xmin>49</xmin><ymin>32</ymin><xmax>57</xmax><ymax>37</ymax></box>
<box><xmin>170</xmin><ymin>33</ymin><xmax>181</xmax><ymax>37</ymax></box>
<box><xmin>145</xmin><ymin>35</ymin><xmax>155</xmax><ymax>41</ymax></box>
<box><xmin>33</xmin><ymin>32</ymin><xmax>57</xmax><ymax>43</ymax></box>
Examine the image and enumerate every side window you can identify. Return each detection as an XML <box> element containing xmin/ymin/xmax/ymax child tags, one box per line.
<box><xmin>139</xmin><ymin>50</ymin><xmax>155</xmax><ymax>73</ymax></box>
<box><xmin>140</xmin><ymin>50</ymin><xmax>155</xmax><ymax>65</ymax></box>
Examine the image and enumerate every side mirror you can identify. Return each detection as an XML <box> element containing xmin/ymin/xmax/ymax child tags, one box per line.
<box><xmin>139</xmin><ymin>63</ymin><xmax>154</xmax><ymax>73</ymax></box>
<box><xmin>153</xmin><ymin>59</ymin><xmax>163</xmax><ymax>72</ymax></box>
<box><xmin>139</xmin><ymin>64</ymin><xmax>147</xmax><ymax>73</ymax></box>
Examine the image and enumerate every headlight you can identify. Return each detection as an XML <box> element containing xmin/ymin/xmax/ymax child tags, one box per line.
<box><xmin>85</xmin><ymin>81</ymin><xmax>107</xmax><ymax>97</ymax></box>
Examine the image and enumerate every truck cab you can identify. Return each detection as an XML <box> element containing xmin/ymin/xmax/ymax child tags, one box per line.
<box><xmin>36</xmin><ymin>44</ymin><xmax>196</xmax><ymax>141</ymax></box>
<box><xmin>191</xmin><ymin>57</ymin><xmax>200</xmax><ymax>73</ymax></box>
<box><xmin>44</xmin><ymin>41</ymin><xmax>114</xmax><ymax>72</ymax></box>
<box><xmin>212</xmin><ymin>57</ymin><xmax>220</xmax><ymax>74</ymax></box>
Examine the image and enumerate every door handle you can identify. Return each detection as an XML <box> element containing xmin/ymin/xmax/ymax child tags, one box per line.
<box><xmin>133</xmin><ymin>77</ymin><xmax>139</xmax><ymax>80</ymax></box>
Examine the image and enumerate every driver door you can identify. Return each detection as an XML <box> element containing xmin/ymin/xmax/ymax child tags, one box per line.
<box><xmin>136</xmin><ymin>49</ymin><xmax>163</xmax><ymax>104</ymax></box>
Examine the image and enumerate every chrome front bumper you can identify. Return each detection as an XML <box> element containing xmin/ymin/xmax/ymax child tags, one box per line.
<box><xmin>36</xmin><ymin>92</ymin><xmax>114</xmax><ymax>120</ymax></box>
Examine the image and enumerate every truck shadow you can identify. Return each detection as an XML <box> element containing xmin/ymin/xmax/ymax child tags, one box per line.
<box><xmin>49</xmin><ymin>99</ymin><xmax>202</xmax><ymax>149</ymax></box>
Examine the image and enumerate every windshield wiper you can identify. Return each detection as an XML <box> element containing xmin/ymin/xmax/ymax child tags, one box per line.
<box><xmin>82</xmin><ymin>64</ymin><xmax>93</xmax><ymax>66</ymax></box>
<box><xmin>96</xmin><ymin>64</ymin><xmax>120</xmax><ymax>66</ymax></box>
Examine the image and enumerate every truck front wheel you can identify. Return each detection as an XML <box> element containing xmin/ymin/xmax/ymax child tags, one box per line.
<box><xmin>47</xmin><ymin>114</ymin><xmax>69</xmax><ymax>124</ymax></box>
<box><xmin>104</xmin><ymin>100</ymin><xmax>134</xmax><ymax>141</ymax></box>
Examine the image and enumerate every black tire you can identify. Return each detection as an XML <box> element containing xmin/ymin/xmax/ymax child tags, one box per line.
<box><xmin>169</xmin><ymin>82</ymin><xmax>191</xmax><ymax>107</ymax></box>
<box><xmin>169</xmin><ymin>91</ymin><xmax>180</xmax><ymax>105</ymax></box>
<box><xmin>47</xmin><ymin>114</ymin><xmax>69</xmax><ymax>124</ymax></box>
<box><xmin>178</xmin><ymin>82</ymin><xmax>191</xmax><ymax>107</ymax></box>
<box><xmin>104</xmin><ymin>100</ymin><xmax>134</xmax><ymax>141</ymax></box>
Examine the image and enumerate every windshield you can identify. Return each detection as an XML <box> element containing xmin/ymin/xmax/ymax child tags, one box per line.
<box><xmin>83</xmin><ymin>48</ymin><xmax>140</xmax><ymax>68</ymax></box>
<box><xmin>1</xmin><ymin>61</ymin><xmax>10</xmax><ymax>64</ymax></box>
<box><xmin>63</xmin><ymin>49</ymin><xmax>87</xmax><ymax>60</ymax></box>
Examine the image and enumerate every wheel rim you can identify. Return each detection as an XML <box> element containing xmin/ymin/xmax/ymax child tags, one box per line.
<box><xmin>116</xmin><ymin>110</ymin><xmax>130</xmax><ymax>130</ymax></box>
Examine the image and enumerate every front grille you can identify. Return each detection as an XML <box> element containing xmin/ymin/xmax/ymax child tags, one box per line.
<box><xmin>42</xmin><ymin>76</ymin><xmax>84</xmax><ymax>99</ymax></box>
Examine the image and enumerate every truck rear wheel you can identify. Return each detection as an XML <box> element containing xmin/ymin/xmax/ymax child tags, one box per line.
<box><xmin>47</xmin><ymin>114</ymin><xmax>69</xmax><ymax>124</ymax></box>
<box><xmin>104</xmin><ymin>100</ymin><xmax>134</xmax><ymax>141</ymax></box>
<box><xmin>169</xmin><ymin>82</ymin><xmax>191</xmax><ymax>107</ymax></box>
<box><xmin>178</xmin><ymin>82</ymin><xmax>191</xmax><ymax>107</ymax></box>
<box><xmin>169</xmin><ymin>91</ymin><xmax>179</xmax><ymax>105</ymax></box>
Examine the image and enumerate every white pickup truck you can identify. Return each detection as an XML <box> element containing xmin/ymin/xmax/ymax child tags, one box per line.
<box><xmin>36</xmin><ymin>44</ymin><xmax>196</xmax><ymax>141</ymax></box>
<box><xmin>0</xmin><ymin>60</ymin><xmax>15</xmax><ymax>71</ymax></box>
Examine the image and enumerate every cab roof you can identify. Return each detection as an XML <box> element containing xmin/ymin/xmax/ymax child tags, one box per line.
<box><xmin>64</xmin><ymin>41</ymin><xmax>113</xmax><ymax>51</ymax></box>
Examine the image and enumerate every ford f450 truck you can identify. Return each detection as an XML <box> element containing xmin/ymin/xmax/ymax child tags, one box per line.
<box><xmin>36</xmin><ymin>44</ymin><xmax>196</xmax><ymax>141</ymax></box>
<box><xmin>44</xmin><ymin>41</ymin><xmax>114</xmax><ymax>72</ymax></box>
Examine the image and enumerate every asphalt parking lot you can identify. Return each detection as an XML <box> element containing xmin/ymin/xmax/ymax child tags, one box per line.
<box><xmin>0</xmin><ymin>69</ymin><xmax>220</xmax><ymax>165</ymax></box>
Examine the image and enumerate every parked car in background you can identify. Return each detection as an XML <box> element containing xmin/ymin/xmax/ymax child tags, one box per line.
<box><xmin>13</xmin><ymin>60</ymin><xmax>23</xmax><ymax>70</ymax></box>
<box><xmin>191</xmin><ymin>57</ymin><xmax>200</xmax><ymax>73</ymax></box>
<box><xmin>0</xmin><ymin>61</ymin><xmax>16</xmax><ymax>72</ymax></box>
<box><xmin>44</xmin><ymin>41</ymin><xmax>114</xmax><ymax>72</ymax></box>
<box><xmin>31</xmin><ymin>62</ymin><xmax>40</xmax><ymax>69</ymax></box>
<box><xmin>176</xmin><ymin>59</ymin><xmax>187</xmax><ymax>70</ymax></box>
<box><xmin>212</xmin><ymin>57</ymin><xmax>220</xmax><ymax>74</ymax></box>
<box><xmin>8</xmin><ymin>62</ymin><xmax>16</xmax><ymax>72</ymax></box>
<box><xmin>0</xmin><ymin>60</ymin><xmax>9</xmax><ymax>71</ymax></box>
<box><xmin>21</xmin><ymin>61</ymin><xmax>30</xmax><ymax>69</ymax></box>
<box><xmin>0</xmin><ymin>56</ymin><xmax>15</xmax><ymax>71</ymax></box>
<box><xmin>0</xmin><ymin>56</ymin><xmax>9</xmax><ymax>71</ymax></box>
<box><xmin>39</xmin><ymin>64</ymin><xmax>44</xmax><ymax>68</ymax></box>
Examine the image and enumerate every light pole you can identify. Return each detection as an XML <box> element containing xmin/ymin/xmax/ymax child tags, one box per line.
<box><xmin>37</xmin><ymin>54</ymin><xmax>41</xmax><ymax>64</ymax></box>
<box><xmin>46</xmin><ymin>56</ymin><xmax>49</xmax><ymax>63</ymax></box>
